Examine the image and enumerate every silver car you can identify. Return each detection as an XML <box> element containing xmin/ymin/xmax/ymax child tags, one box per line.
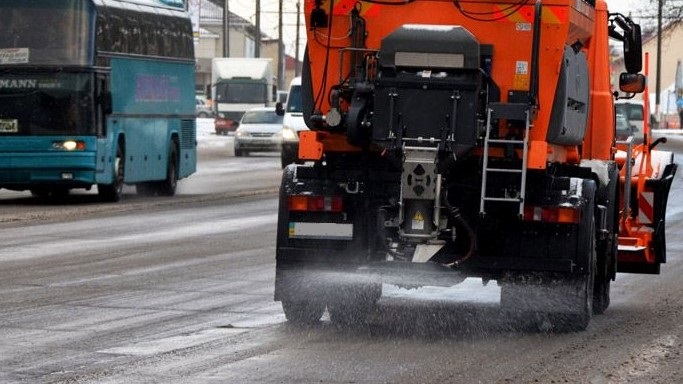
<box><xmin>233</xmin><ymin>107</ymin><xmax>283</xmax><ymax>156</ymax></box>
<box><xmin>195</xmin><ymin>95</ymin><xmax>213</xmax><ymax>118</ymax></box>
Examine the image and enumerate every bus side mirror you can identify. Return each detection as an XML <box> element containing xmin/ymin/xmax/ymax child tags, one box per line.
<box><xmin>100</xmin><ymin>91</ymin><xmax>113</xmax><ymax>114</ymax></box>
<box><xmin>619</xmin><ymin>72</ymin><xmax>646</xmax><ymax>94</ymax></box>
<box><xmin>276</xmin><ymin>101</ymin><xmax>285</xmax><ymax>116</ymax></box>
<box><xmin>205</xmin><ymin>84</ymin><xmax>211</xmax><ymax>100</ymax></box>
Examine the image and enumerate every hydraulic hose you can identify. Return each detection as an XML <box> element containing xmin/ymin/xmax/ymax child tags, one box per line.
<box><xmin>443</xmin><ymin>197</ymin><xmax>476</xmax><ymax>267</ymax></box>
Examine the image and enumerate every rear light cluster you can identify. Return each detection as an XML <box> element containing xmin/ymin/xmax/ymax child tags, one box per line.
<box><xmin>523</xmin><ymin>205</ymin><xmax>581</xmax><ymax>224</ymax></box>
<box><xmin>288</xmin><ymin>195</ymin><xmax>343</xmax><ymax>212</ymax></box>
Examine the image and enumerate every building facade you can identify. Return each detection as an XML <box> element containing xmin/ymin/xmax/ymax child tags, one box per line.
<box><xmin>193</xmin><ymin>0</ymin><xmax>300</xmax><ymax>97</ymax></box>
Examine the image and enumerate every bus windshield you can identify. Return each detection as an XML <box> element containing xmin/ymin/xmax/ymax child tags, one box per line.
<box><xmin>215</xmin><ymin>82</ymin><xmax>267</xmax><ymax>104</ymax></box>
<box><xmin>0</xmin><ymin>72</ymin><xmax>95</xmax><ymax>135</ymax></box>
<box><xmin>0</xmin><ymin>0</ymin><xmax>93</xmax><ymax>66</ymax></box>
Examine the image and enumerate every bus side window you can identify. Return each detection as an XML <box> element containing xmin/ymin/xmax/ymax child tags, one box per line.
<box><xmin>96</xmin><ymin>13</ymin><xmax>110</xmax><ymax>52</ymax></box>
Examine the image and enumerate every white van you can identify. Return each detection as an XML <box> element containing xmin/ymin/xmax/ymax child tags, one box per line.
<box><xmin>277</xmin><ymin>77</ymin><xmax>309</xmax><ymax>168</ymax></box>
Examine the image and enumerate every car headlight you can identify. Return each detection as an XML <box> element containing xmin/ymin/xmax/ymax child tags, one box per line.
<box><xmin>235</xmin><ymin>130</ymin><xmax>250</xmax><ymax>138</ymax></box>
<box><xmin>281</xmin><ymin>127</ymin><xmax>298</xmax><ymax>141</ymax></box>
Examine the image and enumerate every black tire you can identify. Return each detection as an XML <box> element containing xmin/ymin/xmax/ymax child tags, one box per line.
<box><xmin>156</xmin><ymin>144</ymin><xmax>178</xmax><ymax>196</ymax></box>
<box><xmin>281</xmin><ymin>153</ymin><xmax>296</xmax><ymax>169</ymax></box>
<box><xmin>98</xmin><ymin>144</ymin><xmax>124</xmax><ymax>202</ymax></box>
<box><xmin>234</xmin><ymin>148</ymin><xmax>244</xmax><ymax>157</ymax></box>
<box><xmin>328</xmin><ymin>284</ymin><xmax>381</xmax><ymax>327</ymax></box>
<box><xmin>593</xmin><ymin>233</ymin><xmax>613</xmax><ymax>315</ymax></box>
<box><xmin>501</xmin><ymin>221</ymin><xmax>596</xmax><ymax>332</ymax></box>
<box><xmin>551</xmin><ymin>222</ymin><xmax>596</xmax><ymax>332</ymax></box>
<box><xmin>282</xmin><ymin>300</ymin><xmax>325</xmax><ymax>325</ymax></box>
<box><xmin>593</xmin><ymin>275</ymin><xmax>611</xmax><ymax>315</ymax></box>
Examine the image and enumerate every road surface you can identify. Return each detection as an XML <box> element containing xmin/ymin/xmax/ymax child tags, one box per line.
<box><xmin>0</xmin><ymin>134</ymin><xmax>681</xmax><ymax>383</ymax></box>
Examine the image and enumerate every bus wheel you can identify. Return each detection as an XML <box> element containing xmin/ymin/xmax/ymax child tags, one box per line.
<box><xmin>98</xmin><ymin>145</ymin><xmax>124</xmax><ymax>202</ymax></box>
<box><xmin>156</xmin><ymin>144</ymin><xmax>178</xmax><ymax>196</ymax></box>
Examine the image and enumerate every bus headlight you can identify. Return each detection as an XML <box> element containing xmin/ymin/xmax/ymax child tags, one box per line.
<box><xmin>53</xmin><ymin>140</ymin><xmax>85</xmax><ymax>151</ymax></box>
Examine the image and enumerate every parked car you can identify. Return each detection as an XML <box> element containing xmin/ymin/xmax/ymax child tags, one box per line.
<box><xmin>195</xmin><ymin>95</ymin><xmax>213</xmax><ymax>118</ymax></box>
<box><xmin>233</xmin><ymin>107</ymin><xmax>284</xmax><ymax>156</ymax></box>
<box><xmin>276</xmin><ymin>77</ymin><xmax>308</xmax><ymax>168</ymax></box>
<box><xmin>214</xmin><ymin>113</ymin><xmax>239</xmax><ymax>135</ymax></box>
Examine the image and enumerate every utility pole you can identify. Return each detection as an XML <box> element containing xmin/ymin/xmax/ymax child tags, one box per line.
<box><xmin>655</xmin><ymin>0</ymin><xmax>663</xmax><ymax>121</ymax></box>
<box><xmin>255</xmin><ymin>0</ymin><xmax>260</xmax><ymax>57</ymax></box>
<box><xmin>223</xmin><ymin>0</ymin><xmax>230</xmax><ymax>57</ymax></box>
<box><xmin>295</xmin><ymin>1</ymin><xmax>301</xmax><ymax>76</ymax></box>
<box><xmin>278</xmin><ymin>0</ymin><xmax>285</xmax><ymax>90</ymax></box>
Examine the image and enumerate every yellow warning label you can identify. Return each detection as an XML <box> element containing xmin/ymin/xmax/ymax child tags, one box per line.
<box><xmin>513</xmin><ymin>74</ymin><xmax>530</xmax><ymax>90</ymax></box>
<box><xmin>412</xmin><ymin>211</ymin><xmax>425</xmax><ymax>230</ymax></box>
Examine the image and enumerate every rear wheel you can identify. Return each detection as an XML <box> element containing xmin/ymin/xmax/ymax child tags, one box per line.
<box><xmin>328</xmin><ymin>284</ymin><xmax>381</xmax><ymax>327</ymax></box>
<box><xmin>281</xmin><ymin>300</ymin><xmax>325</xmax><ymax>325</ymax></box>
<box><xmin>156</xmin><ymin>144</ymin><xmax>178</xmax><ymax>196</ymax></box>
<box><xmin>281</xmin><ymin>152</ymin><xmax>296</xmax><ymax>168</ymax></box>
<box><xmin>98</xmin><ymin>144</ymin><xmax>124</xmax><ymax>202</ymax></box>
<box><xmin>500</xmin><ymin>221</ymin><xmax>596</xmax><ymax>332</ymax></box>
<box><xmin>593</xmin><ymin>229</ymin><xmax>615</xmax><ymax>315</ymax></box>
<box><xmin>550</xmin><ymin>222</ymin><xmax>596</xmax><ymax>332</ymax></box>
<box><xmin>593</xmin><ymin>276</ymin><xmax>611</xmax><ymax>315</ymax></box>
<box><xmin>593</xmin><ymin>234</ymin><xmax>612</xmax><ymax>315</ymax></box>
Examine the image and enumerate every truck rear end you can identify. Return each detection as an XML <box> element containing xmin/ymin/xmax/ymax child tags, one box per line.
<box><xmin>275</xmin><ymin>0</ymin><xmax>677</xmax><ymax>331</ymax></box>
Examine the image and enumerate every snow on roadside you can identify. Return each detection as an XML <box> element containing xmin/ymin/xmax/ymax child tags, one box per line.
<box><xmin>196</xmin><ymin>118</ymin><xmax>233</xmax><ymax>149</ymax></box>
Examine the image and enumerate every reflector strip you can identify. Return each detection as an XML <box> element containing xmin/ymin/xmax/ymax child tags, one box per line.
<box><xmin>638</xmin><ymin>191</ymin><xmax>654</xmax><ymax>224</ymax></box>
<box><xmin>288</xmin><ymin>222</ymin><xmax>353</xmax><ymax>240</ymax></box>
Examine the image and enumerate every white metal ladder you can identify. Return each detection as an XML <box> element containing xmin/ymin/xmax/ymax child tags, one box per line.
<box><xmin>479</xmin><ymin>103</ymin><xmax>532</xmax><ymax>217</ymax></box>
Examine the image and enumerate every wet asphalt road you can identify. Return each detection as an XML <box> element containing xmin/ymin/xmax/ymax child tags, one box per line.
<box><xmin>0</xmin><ymin>135</ymin><xmax>682</xmax><ymax>383</ymax></box>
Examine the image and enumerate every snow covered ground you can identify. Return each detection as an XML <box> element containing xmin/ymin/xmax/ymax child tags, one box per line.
<box><xmin>196</xmin><ymin>118</ymin><xmax>232</xmax><ymax>150</ymax></box>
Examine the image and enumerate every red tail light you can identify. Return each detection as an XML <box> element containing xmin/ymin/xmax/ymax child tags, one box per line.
<box><xmin>524</xmin><ymin>205</ymin><xmax>580</xmax><ymax>224</ymax></box>
<box><xmin>288</xmin><ymin>195</ymin><xmax>343</xmax><ymax>212</ymax></box>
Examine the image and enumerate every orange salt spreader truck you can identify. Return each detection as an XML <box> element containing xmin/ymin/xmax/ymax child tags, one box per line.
<box><xmin>274</xmin><ymin>0</ymin><xmax>677</xmax><ymax>331</ymax></box>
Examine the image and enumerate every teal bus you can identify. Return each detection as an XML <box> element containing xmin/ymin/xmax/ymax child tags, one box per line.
<box><xmin>0</xmin><ymin>0</ymin><xmax>196</xmax><ymax>201</ymax></box>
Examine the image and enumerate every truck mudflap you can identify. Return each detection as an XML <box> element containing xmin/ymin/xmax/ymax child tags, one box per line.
<box><xmin>617</xmin><ymin>150</ymin><xmax>677</xmax><ymax>274</ymax></box>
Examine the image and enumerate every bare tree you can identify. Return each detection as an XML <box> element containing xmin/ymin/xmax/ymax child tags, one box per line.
<box><xmin>623</xmin><ymin>0</ymin><xmax>683</xmax><ymax>33</ymax></box>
